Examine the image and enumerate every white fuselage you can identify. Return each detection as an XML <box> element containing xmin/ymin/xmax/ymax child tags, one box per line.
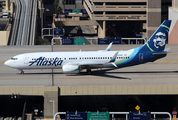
<box><xmin>4</xmin><ymin>20</ymin><xmax>171</xmax><ymax>74</ymax></box>
<box><xmin>4</xmin><ymin>49</ymin><xmax>134</xmax><ymax>70</ymax></box>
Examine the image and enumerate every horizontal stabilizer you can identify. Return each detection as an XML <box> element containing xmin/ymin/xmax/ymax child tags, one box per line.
<box><xmin>152</xmin><ymin>52</ymin><xmax>167</xmax><ymax>55</ymax></box>
<box><xmin>164</xmin><ymin>48</ymin><xmax>170</xmax><ymax>52</ymax></box>
<box><xmin>111</xmin><ymin>63</ymin><xmax>117</xmax><ymax>68</ymax></box>
<box><xmin>152</xmin><ymin>48</ymin><xmax>170</xmax><ymax>55</ymax></box>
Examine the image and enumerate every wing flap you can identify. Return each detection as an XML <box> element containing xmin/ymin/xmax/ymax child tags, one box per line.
<box><xmin>79</xmin><ymin>62</ymin><xmax>105</xmax><ymax>66</ymax></box>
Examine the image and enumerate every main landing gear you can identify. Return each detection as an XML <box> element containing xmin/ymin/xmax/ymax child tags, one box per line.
<box><xmin>86</xmin><ymin>68</ymin><xmax>92</xmax><ymax>75</ymax></box>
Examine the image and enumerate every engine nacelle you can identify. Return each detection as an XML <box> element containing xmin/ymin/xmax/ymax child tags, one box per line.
<box><xmin>62</xmin><ymin>64</ymin><xmax>79</xmax><ymax>73</ymax></box>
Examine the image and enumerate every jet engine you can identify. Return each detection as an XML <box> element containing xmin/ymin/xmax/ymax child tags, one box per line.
<box><xmin>62</xmin><ymin>64</ymin><xmax>79</xmax><ymax>73</ymax></box>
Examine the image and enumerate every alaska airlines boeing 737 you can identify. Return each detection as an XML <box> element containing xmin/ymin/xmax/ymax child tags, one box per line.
<box><xmin>4</xmin><ymin>20</ymin><xmax>171</xmax><ymax>74</ymax></box>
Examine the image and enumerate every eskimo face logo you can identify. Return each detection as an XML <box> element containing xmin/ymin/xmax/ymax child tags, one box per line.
<box><xmin>153</xmin><ymin>32</ymin><xmax>166</xmax><ymax>48</ymax></box>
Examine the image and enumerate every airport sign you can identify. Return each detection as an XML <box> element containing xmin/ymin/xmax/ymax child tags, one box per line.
<box><xmin>172</xmin><ymin>110</ymin><xmax>177</xmax><ymax>115</ymax></box>
<box><xmin>53</xmin><ymin>28</ymin><xmax>65</xmax><ymax>36</ymax></box>
<box><xmin>129</xmin><ymin>112</ymin><xmax>151</xmax><ymax>120</ymax></box>
<box><xmin>66</xmin><ymin>112</ymin><xmax>87</xmax><ymax>120</ymax></box>
<box><xmin>88</xmin><ymin>112</ymin><xmax>109</xmax><ymax>120</ymax></box>
<box><xmin>135</xmin><ymin>105</ymin><xmax>140</xmax><ymax>111</ymax></box>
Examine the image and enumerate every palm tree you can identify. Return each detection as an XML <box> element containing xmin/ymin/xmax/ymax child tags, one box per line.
<box><xmin>57</xmin><ymin>6</ymin><xmax>63</xmax><ymax>28</ymax></box>
<box><xmin>62</xmin><ymin>0</ymin><xmax>66</xmax><ymax>15</ymax></box>
<box><xmin>54</xmin><ymin>0</ymin><xmax>63</xmax><ymax>28</ymax></box>
<box><xmin>54</xmin><ymin>0</ymin><xmax>59</xmax><ymax>14</ymax></box>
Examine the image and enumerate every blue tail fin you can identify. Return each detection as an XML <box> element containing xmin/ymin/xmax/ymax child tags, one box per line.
<box><xmin>145</xmin><ymin>20</ymin><xmax>171</xmax><ymax>52</ymax></box>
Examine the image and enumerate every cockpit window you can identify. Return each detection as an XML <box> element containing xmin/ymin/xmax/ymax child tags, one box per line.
<box><xmin>11</xmin><ymin>58</ymin><xmax>18</xmax><ymax>60</ymax></box>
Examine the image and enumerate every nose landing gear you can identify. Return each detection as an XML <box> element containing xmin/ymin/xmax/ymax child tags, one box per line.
<box><xmin>20</xmin><ymin>71</ymin><xmax>24</xmax><ymax>75</ymax></box>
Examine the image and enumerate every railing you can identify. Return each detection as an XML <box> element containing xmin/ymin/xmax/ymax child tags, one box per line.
<box><xmin>122</xmin><ymin>38</ymin><xmax>146</xmax><ymax>44</ymax></box>
<box><xmin>92</xmin><ymin>5</ymin><xmax>146</xmax><ymax>11</ymax></box>
<box><xmin>92</xmin><ymin>14</ymin><xmax>146</xmax><ymax>20</ymax></box>
<box><xmin>91</xmin><ymin>0</ymin><xmax>147</xmax><ymax>2</ymax></box>
<box><xmin>50</xmin><ymin>37</ymin><xmax>146</xmax><ymax>46</ymax></box>
<box><xmin>53</xmin><ymin>112</ymin><xmax>172</xmax><ymax>120</ymax></box>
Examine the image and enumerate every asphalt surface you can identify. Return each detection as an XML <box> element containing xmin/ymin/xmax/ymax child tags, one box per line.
<box><xmin>0</xmin><ymin>44</ymin><xmax>178</xmax><ymax>86</ymax></box>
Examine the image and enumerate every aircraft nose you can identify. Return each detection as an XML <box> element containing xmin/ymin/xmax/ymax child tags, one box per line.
<box><xmin>4</xmin><ymin>60</ymin><xmax>11</xmax><ymax>66</ymax></box>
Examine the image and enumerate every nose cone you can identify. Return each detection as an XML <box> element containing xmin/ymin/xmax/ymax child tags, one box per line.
<box><xmin>4</xmin><ymin>60</ymin><xmax>11</xmax><ymax>67</ymax></box>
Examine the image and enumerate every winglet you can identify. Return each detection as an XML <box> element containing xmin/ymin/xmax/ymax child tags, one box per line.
<box><xmin>106</xmin><ymin>42</ymin><xmax>113</xmax><ymax>51</ymax></box>
<box><xmin>109</xmin><ymin>52</ymin><xmax>118</xmax><ymax>63</ymax></box>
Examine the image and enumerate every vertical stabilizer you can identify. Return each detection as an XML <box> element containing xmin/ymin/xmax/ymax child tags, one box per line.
<box><xmin>145</xmin><ymin>20</ymin><xmax>171</xmax><ymax>52</ymax></box>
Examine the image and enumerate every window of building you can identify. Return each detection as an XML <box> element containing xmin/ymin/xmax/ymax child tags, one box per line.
<box><xmin>44</xmin><ymin>0</ymin><xmax>55</xmax><ymax>5</ymax></box>
<box><xmin>66</xmin><ymin>0</ymin><xmax>75</xmax><ymax>5</ymax></box>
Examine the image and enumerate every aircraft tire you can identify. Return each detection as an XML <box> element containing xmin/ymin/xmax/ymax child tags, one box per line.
<box><xmin>21</xmin><ymin>71</ymin><xmax>24</xmax><ymax>75</ymax></box>
<box><xmin>87</xmin><ymin>68</ymin><xmax>92</xmax><ymax>75</ymax></box>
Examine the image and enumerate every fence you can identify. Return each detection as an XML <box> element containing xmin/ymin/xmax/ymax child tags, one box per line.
<box><xmin>51</xmin><ymin>37</ymin><xmax>146</xmax><ymax>45</ymax></box>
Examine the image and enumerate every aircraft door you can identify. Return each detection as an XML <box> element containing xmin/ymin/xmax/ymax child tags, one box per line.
<box><xmin>139</xmin><ymin>53</ymin><xmax>143</xmax><ymax>62</ymax></box>
<box><xmin>24</xmin><ymin>55</ymin><xmax>29</xmax><ymax>64</ymax></box>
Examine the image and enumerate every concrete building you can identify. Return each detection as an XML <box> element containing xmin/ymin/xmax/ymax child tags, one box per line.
<box><xmin>84</xmin><ymin>0</ymin><xmax>171</xmax><ymax>38</ymax></box>
<box><xmin>0</xmin><ymin>0</ymin><xmax>14</xmax><ymax>46</ymax></box>
<box><xmin>39</xmin><ymin>0</ymin><xmax>172</xmax><ymax>39</ymax></box>
<box><xmin>169</xmin><ymin>0</ymin><xmax>178</xmax><ymax>44</ymax></box>
<box><xmin>0</xmin><ymin>0</ymin><xmax>173</xmax><ymax>45</ymax></box>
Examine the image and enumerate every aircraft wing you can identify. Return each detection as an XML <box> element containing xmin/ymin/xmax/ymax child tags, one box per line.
<box><xmin>76</xmin><ymin>51</ymin><xmax>118</xmax><ymax>67</ymax></box>
<box><xmin>78</xmin><ymin>62</ymin><xmax>105</xmax><ymax>68</ymax></box>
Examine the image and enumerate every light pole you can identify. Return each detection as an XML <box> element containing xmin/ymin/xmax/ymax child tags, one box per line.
<box><xmin>52</xmin><ymin>14</ymin><xmax>57</xmax><ymax>86</ymax></box>
<box><xmin>53</xmin><ymin>14</ymin><xmax>57</xmax><ymax>39</ymax></box>
<box><xmin>50</xmin><ymin>100</ymin><xmax>55</xmax><ymax>116</ymax></box>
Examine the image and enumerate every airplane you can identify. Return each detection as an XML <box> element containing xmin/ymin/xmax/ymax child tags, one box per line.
<box><xmin>4</xmin><ymin>20</ymin><xmax>171</xmax><ymax>75</ymax></box>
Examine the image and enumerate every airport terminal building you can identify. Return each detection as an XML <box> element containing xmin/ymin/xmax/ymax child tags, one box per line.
<box><xmin>83</xmin><ymin>0</ymin><xmax>171</xmax><ymax>38</ymax></box>
<box><xmin>56</xmin><ymin>0</ymin><xmax>171</xmax><ymax>38</ymax></box>
<box><xmin>0</xmin><ymin>0</ymin><xmax>172</xmax><ymax>45</ymax></box>
<box><xmin>2</xmin><ymin>0</ymin><xmax>178</xmax><ymax>120</ymax></box>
